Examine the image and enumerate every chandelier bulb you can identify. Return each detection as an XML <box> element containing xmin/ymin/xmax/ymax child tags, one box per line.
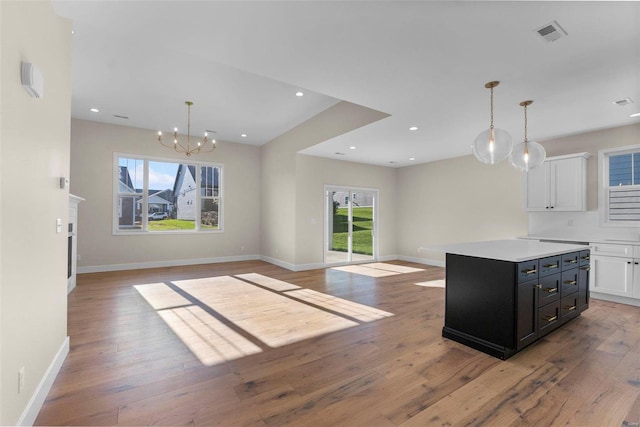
<box><xmin>158</xmin><ymin>131</ymin><xmax>162</xmax><ymax>136</ymax></box>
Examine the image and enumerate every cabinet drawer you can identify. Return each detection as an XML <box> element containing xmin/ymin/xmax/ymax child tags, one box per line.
<box><xmin>579</xmin><ymin>250</ymin><xmax>590</xmax><ymax>266</ymax></box>
<box><xmin>517</xmin><ymin>260</ymin><xmax>539</xmax><ymax>283</ymax></box>
<box><xmin>538</xmin><ymin>301</ymin><xmax>560</xmax><ymax>337</ymax></box>
<box><xmin>560</xmin><ymin>294</ymin><xmax>579</xmax><ymax>324</ymax></box>
<box><xmin>538</xmin><ymin>274</ymin><xmax>560</xmax><ymax>307</ymax></box>
<box><xmin>539</xmin><ymin>256</ymin><xmax>561</xmax><ymax>277</ymax></box>
<box><xmin>561</xmin><ymin>252</ymin><xmax>580</xmax><ymax>270</ymax></box>
<box><xmin>590</xmin><ymin>243</ymin><xmax>634</xmax><ymax>257</ymax></box>
<box><xmin>561</xmin><ymin>270</ymin><xmax>579</xmax><ymax>295</ymax></box>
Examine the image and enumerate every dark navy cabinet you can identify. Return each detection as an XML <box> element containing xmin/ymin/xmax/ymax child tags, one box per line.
<box><xmin>443</xmin><ymin>249</ymin><xmax>589</xmax><ymax>360</ymax></box>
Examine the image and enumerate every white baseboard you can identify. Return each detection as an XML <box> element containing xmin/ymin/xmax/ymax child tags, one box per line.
<box><xmin>397</xmin><ymin>255</ymin><xmax>445</xmax><ymax>268</ymax></box>
<box><xmin>78</xmin><ymin>254</ymin><xmax>261</xmax><ymax>274</ymax></box>
<box><xmin>590</xmin><ymin>292</ymin><xmax>640</xmax><ymax>307</ymax></box>
<box><xmin>17</xmin><ymin>336</ymin><xmax>69</xmax><ymax>426</ymax></box>
<box><xmin>78</xmin><ymin>254</ymin><xmax>444</xmax><ymax>275</ymax></box>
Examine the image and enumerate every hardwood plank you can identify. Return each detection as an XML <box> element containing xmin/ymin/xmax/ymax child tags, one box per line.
<box><xmin>34</xmin><ymin>260</ymin><xmax>640</xmax><ymax>426</ymax></box>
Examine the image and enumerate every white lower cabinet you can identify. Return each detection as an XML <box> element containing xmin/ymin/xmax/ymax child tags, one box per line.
<box><xmin>590</xmin><ymin>255</ymin><xmax>635</xmax><ymax>298</ymax></box>
<box><xmin>590</xmin><ymin>243</ymin><xmax>640</xmax><ymax>302</ymax></box>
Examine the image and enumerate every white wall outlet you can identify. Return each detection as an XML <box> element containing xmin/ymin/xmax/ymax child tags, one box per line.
<box><xmin>18</xmin><ymin>367</ymin><xmax>25</xmax><ymax>393</ymax></box>
<box><xmin>56</xmin><ymin>218</ymin><xmax>62</xmax><ymax>233</ymax></box>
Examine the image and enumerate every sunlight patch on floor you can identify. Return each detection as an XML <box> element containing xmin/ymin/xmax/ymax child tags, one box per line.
<box><xmin>235</xmin><ymin>273</ymin><xmax>301</xmax><ymax>291</ymax></box>
<box><xmin>173</xmin><ymin>276</ymin><xmax>359</xmax><ymax>348</ymax></box>
<box><xmin>133</xmin><ymin>283</ymin><xmax>191</xmax><ymax>310</ymax></box>
<box><xmin>158</xmin><ymin>306</ymin><xmax>262</xmax><ymax>366</ymax></box>
<box><xmin>415</xmin><ymin>279</ymin><xmax>446</xmax><ymax>288</ymax></box>
<box><xmin>285</xmin><ymin>288</ymin><xmax>394</xmax><ymax>322</ymax></box>
<box><xmin>363</xmin><ymin>263</ymin><xmax>425</xmax><ymax>274</ymax></box>
<box><xmin>135</xmin><ymin>274</ymin><xmax>394</xmax><ymax>366</ymax></box>
<box><xmin>331</xmin><ymin>262</ymin><xmax>424</xmax><ymax>277</ymax></box>
<box><xmin>331</xmin><ymin>265</ymin><xmax>399</xmax><ymax>277</ymax></box>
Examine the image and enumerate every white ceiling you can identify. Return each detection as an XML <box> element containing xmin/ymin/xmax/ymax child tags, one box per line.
<box><xmin>52</xmin><ymin>1</ymin><xmax>640</xmax><ymax>167</ymax></box>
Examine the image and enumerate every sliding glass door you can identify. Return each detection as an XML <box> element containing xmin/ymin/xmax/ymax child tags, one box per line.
<box><xmin>325</xmin><ymin>186</ymin><xmax>377</xmax><ymax>265</ymax></box>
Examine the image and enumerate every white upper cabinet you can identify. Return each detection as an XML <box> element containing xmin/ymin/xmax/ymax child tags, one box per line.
<box><xmin>523</xmin><ymin>153</ymin><xmax>590</xmax><ymax>212</ymax></box>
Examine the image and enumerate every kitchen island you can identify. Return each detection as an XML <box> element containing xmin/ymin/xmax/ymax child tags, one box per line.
<box><xmin>429</xmin><ymin>240</ymin><xmax>590</xmax><ymax>359</ymax></box>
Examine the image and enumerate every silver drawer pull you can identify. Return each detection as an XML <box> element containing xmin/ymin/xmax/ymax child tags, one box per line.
<box><xmin>545</xmin><ymin>315</ymin><xmax>558</xmax><ymax>323</ymax></box>
<box><xmin>566</xmin><ymin>305</ymin><xmax>576</xmax><ymax>311</ymax></box>
<box><xmin>564</xmin><ymin>280</ymin><xmax>577</xmax><ymax>285</ymax></box>
<box><xmin>523</xmin><ymin>269</ymin><xmax>537</xmax><ymax>275</ymax></box>
<box><xmin>543</xmin><ymin>264</ymin><xmax>559</xmax><ymax>269</ymax></box>
<box><xmin>565</xmin><ymin>259</ymin><xmax>578</xmax><ymax>264</ymax></box>
<box><xmin>580</xmin><ymin>266</ymin><xmax>590</xmax><ymax>271</ymax></box>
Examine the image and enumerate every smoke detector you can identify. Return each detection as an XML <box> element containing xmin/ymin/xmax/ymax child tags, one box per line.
<box><xmin>535</xmin><ymin>21</ymin><xmax>568</xmax><ymax>43</ymax></box>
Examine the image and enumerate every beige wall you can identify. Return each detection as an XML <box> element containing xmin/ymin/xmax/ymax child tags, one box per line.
<box><xmin>0</xmin><ymin>1</ymin><xmax>72</xmax><ymax>424</ymax></box>
<box><xmin>71</xmin><ymin>119</ymin><xmax>261</xmax><ymax>270</ymax></box>
<box><xmin>540</xmin><ymin>123</ymin><xmax>640</xmax><ymax>211</ymax></box>
<box><xmin>396</xmin><ymin>155</ymin><xmax>529</xmax><ymax>263</ymax></box>
<box><xmin>294</xmin><ymin>155</ymin><xmax>397</xmax><ymax>266</ymax></box>
<box><xmin>260</xmin><ymin>101</ymin><xmax>388</xmax><ymax>266</ymax></box>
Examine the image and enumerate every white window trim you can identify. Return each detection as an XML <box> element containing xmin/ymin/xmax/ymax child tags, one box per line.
<box><xmin>598</xmin><ymin>144</ymin><xmax>640</xmax><ymax>227</ymax></box>
<box><xmin>113</xmin><ymin>152</ymin><xmax>224</xmax><ymax>235</ymax></box>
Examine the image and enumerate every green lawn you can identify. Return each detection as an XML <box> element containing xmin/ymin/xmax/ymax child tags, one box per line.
<box><xmin>331</xmin><ymin>206</ymin><xmax>373</xmax><ymax>255</ymax></box>
<box><xmin>148</xmin><ymin>219</ymin><xmax>195</xmax><ymax>231</ymax></box>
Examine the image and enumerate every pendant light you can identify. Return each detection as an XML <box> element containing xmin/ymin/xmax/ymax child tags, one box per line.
<box><xmin>472</xmin><ymin>81</ymin><xmax>513</xmax><ymax>164</ymax></box>
<box><xmin>510</xmin><ymin>100</ymin><xmax>546</xmax><ymax>172</ymax></box>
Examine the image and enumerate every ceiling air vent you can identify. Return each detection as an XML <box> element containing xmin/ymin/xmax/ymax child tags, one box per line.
<box><xmin>535</xmin><ymin>20</ymin><xmax>567</xmax><ymax>43</ymax></box>
<box><xmin>613</xmin><ymin>98</ymin><xmax>634</xmax><ymax>107</ymax></box>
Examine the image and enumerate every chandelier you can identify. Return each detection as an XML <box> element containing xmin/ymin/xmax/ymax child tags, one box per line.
<box><xmin>157</xmin><ymin>101</ymin><xmax>216</xmax><ymax>157</ymax></box>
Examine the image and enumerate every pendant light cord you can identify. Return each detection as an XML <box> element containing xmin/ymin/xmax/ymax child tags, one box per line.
<box><xmin>490</xmin><ymin>86</ymin><xmax>494</xmax><ymax>130</ymax></box>
<box><xmin>523</xmin><ymin>102</ymin><xmax>528</xmax><ymax>143</ymax></box>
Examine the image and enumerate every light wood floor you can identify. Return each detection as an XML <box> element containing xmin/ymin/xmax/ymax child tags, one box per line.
<box><xmin>36</xmin><ymin>260</ymin><xmax>640</xmax><ymax>426</ymax></box>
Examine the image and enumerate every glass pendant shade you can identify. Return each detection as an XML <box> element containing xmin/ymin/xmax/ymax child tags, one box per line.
<box><xmin>510</xmin><ymin>140</ymin><xmax>546</xmax><ymax>172</ymax></box>
<box><xmin>472</xmin><ymin>127</ymin><xmax>513</xmax><ymax>165</ymax></box>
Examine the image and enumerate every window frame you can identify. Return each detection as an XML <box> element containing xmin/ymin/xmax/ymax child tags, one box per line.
<box><xmin>113</xmin><ymin>152</ymin><xmax>224</xmax><ymax>235</ymax></box>
<box><xmin>598</xmin><ymin>144</ymin><xmax>640</xmax><ymax>227</ymax></box>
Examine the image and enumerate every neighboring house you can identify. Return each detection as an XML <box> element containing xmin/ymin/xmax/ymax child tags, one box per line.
<box><xmin>173</xmin><ymin>165</ymin><xmax>198</xmax><ymax>220</ymax></box>
<box><xmin>173</xmin><ymin>164</ymin><xmax>219</xmax><ymax>221</ymax></box>
<box><xmin>145</xmin><ymin>189</ymin><xmax>174</xmax><ymax>215</ymax></box>
<box><xmin>118</xmin><ymin>166</ymin><xmax>139</xmax><ymax>227</ymax></box>
<box><xmin>333</xmin><ymin>191</ymin><xmax>374</xmax><ymax>208</ymax></box>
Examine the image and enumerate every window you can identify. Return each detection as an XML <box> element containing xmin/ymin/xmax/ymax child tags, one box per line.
<box><xmin>114</xmin><ymin>154</ymin><xmax>222</xmax><ymax>233</ymax></box>
<box><xmin>599</xmin><ymin>145</ymin><xmax>640</xmax><ymax>225</ymax></box>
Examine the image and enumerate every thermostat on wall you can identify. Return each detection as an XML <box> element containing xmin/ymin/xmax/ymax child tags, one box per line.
<box><xmin>21</xmin><ymin>62</ymin><xmax>44</xmax><ymax>99</ymax></box>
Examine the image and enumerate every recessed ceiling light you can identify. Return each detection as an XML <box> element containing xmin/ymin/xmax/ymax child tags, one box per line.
<box><xmin>296</xmin><ymin>91</ymin><xmax>304</xmax><ymax>97</ymax></box>
<box><xmin>241</xmin><ymin>134</ymin><xmax>247</xmax><ymax>138</ymax></box>
<box><xmin>630</xmin><ymin>112</ymin><xmax>640</xmax><ymax>118</ymax></box>
<box><xmin>71</xmin><ymin>29</ymin><xmax>76</xmax><ymax>35</ymax></box>
<box><xmin>90</xmin><ymin>108</ymin><xmax>99</xmax><ymax>113</ymax></box>
<box><xmin>409</xmin><ymin>157</ymin><xmax>416</xmax><ymax>161</ymax></box>
<box><xmin>409</xmin><ymin>126</ymin><xmax>418</xmax><ymax>131</ymax></box>
<box><xmin>349</xmin><ymin>146</ymin><xmax>356</xmax><ymax>150</ymax></box>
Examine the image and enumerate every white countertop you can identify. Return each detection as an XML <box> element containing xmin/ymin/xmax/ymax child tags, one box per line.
<box><xmin>422</xmin><ymin>239</ymin><xmax>589</xmax><ymax>262</ymax></box>
<box><xmin>522</xmin><ymin>235</ymin><xmax>640</xmax><ymax>245</ymax></box>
